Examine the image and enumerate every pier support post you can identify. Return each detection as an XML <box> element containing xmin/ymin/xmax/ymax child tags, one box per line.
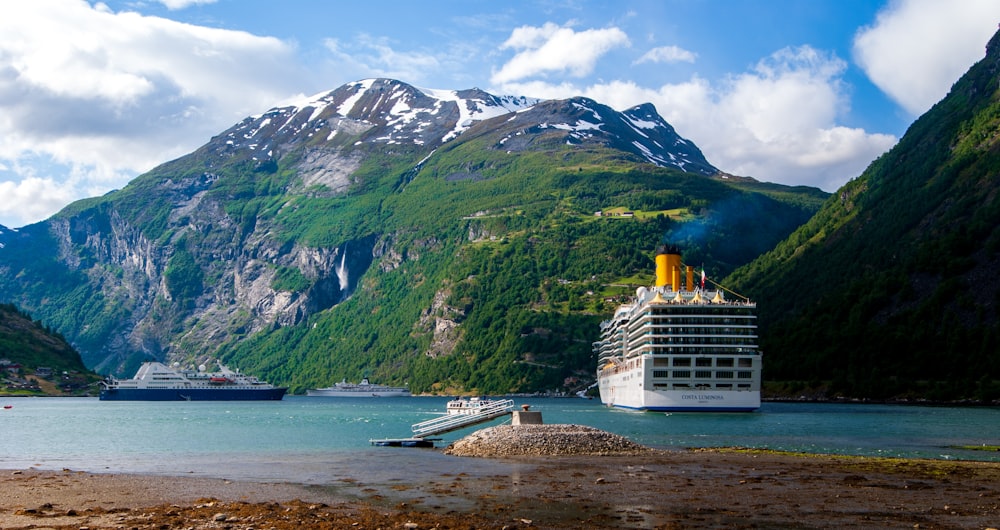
<box><xmin>512</xmin><ymin>404</ymin><xmax>543</xmax><ymax>425</ymax></box>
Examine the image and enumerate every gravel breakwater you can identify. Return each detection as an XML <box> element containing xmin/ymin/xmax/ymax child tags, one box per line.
<box><xmin>444</xmin><ymin>424</ymin><xmax>655</xmax><ymax>457</ymax></box>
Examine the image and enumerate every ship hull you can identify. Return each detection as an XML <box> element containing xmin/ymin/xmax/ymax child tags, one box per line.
<box><xmin>598</xmin><ymin>361</ymin><xmax>760</xmax><ymax>412</ymax></box>
<box><xmin>99</xmin><ymin>387</ymin><xmax>288</xmax><ymax>401</ymax></box>
<box><xmin>598</xmin><ymin>383</ymin><xmax>760</xmax><ymax>412</ymax></box>
<box><xmin>305</xmin><ymin>389</ymin><xmax>410</xmax><ymax>397</ymax></box>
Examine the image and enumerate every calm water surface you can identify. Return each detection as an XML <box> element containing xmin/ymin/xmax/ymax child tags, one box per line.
<box><xmin>1</xmin><ymin>396</ymin><xmax>997</xmax><ymax>484</ymax></box>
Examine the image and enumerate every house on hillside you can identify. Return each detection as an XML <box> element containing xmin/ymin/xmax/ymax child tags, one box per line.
<box><xmin>1</xmin><ymin>359</ymin><xmax>21</xmax><ymax>374</ymax></box>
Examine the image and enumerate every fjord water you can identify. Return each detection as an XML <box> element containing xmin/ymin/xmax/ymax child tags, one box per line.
<box><xmin>1</xmin><ymin>396</ymin><xmax>997</xmax><ymax>483</ymax></box>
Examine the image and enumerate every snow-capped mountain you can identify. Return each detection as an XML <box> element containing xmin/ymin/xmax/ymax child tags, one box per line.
<box><xmin>211</xmin><ymin>78</ymin><xmax>717</xmax><ymax>176</ymax></box>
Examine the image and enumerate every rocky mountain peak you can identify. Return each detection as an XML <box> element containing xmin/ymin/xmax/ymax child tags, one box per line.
<box><xmin>205</xmin><ymin>78</ymin><xmax>716</xmax><ymax>177</ymax></box>
<box><xmin>476</xmin><ymin>95</ymin><xmax>718</xmax><ymax>175</ymax></box>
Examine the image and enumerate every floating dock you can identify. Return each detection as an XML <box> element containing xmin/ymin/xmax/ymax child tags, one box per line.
<box><xmin>370</xmin><ymin>438</ymin><xmax>437</xmax><ymax>448</ymax></box>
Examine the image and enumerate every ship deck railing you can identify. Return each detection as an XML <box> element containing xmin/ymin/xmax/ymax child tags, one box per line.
<box><xmin>409</xmin><ymin>399</ymin><xmax>515</xmax><ymax>438</ymax></box>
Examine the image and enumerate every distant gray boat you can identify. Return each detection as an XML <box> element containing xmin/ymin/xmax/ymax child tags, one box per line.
<box><xmin>306</xmin><ymin>377</ymin><xmax>411</xmax><ymax>397</ymax></box>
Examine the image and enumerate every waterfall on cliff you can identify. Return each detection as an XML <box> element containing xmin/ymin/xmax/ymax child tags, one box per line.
<box><xmin>335</xmin><ymin>248</ymin><xmax>349</xmax><ymax>292</ymax></box>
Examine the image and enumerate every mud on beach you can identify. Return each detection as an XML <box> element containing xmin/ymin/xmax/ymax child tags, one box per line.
<box><xmin>3</xmin><ymin>452</ymin><xmax>999</xmax><ymax>528</ymax></box>
<box><xmin>2</xmin><ymin>425</ymin><xmax>999</xmax><ymax>528</ymax></box>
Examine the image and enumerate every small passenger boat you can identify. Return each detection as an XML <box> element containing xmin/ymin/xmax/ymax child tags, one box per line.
<box><xmin>446</xmin><ymin>396</ymin><xmax>502</xmax><ymax>415</ymax></box>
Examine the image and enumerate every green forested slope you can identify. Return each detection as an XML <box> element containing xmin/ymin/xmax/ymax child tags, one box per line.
<box><xmin>220</xmin><ymin>156</ymin><xmax>823</xmax><ymax>394</ymax></box>
<box><xmin>0</xmin><ymin>304</ymin><xmax>101</xmax><ymax>395</ymax></box>
<box><xmin>728</xmin><ymin>30</ymin><xmax>1000</xmax><ymax>402</ymax></box>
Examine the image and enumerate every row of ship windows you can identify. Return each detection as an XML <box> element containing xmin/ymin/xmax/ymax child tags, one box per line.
<box><xmin>631</xmin><ymin>345</ymin><xmax>757</xmax><ymax>356</ymax></box>
<box><xmin>595</xmin><ymin>342</ymin><xmax>758</xmax><ymax>352</ymax></box>
<box><xmin>653</xmin><ymin>370</ymin><xmax>755</xmax><ymax>379</ymax></box>
<box><xmin>638</xmin><ymin>316</ymin><xmax>755</xmax><ymax>325</ymax></box>
<box><xmin>629</xmin><ymin>337</ymin><xmax>757</xmax><ymax>353</ymax></box>
<box><xmin>628</xmin><ymin>328</ymin><xmax>756</xmax><ymax>337</ymax></box>
<box><xmin>629</xmin><ymin>348</ymin><xmax>754</xmax><ymax>360</ymax></box>
<box><xmin>596</xmin><ymin>355</ymin><xmax>758</xmax><ymax>371</ymax></box>
<box><xmin>613</xmin><ymin>329</ymin><xmax>755</xmax><ymax>339</ymax></box>
<box><xmin>630</xmin><ymin>337</ymin><xmax>757</xmax><ymax>346</ymax></box>
<box><xmin>605</xmin><ymin>315</ymin><xmax>754</xmax><ymax>330</ymax></box>
<box><xmin>653</xmin><ymin>357</ymin><xmax>756</xmax><ymax>368</ymax></box>
<box><xmin>653</xmin><ymin>383</ymin><xmax>754</xmax><ymax>390</ymax></box>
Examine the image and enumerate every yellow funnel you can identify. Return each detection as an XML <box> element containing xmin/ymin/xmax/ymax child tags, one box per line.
<box><xmin>655</xmin><ymin>246</ymin><xmax>682</xmax><ymax>290</ymax></box>
<box><xmin>655</xmin><ymin>252</ymin><xmax>668</xmax><ymax>287</ymax></box>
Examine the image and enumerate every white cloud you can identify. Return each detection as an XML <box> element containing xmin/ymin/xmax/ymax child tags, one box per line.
<box><xmin>0</xmin><ymin>176</ymin><xmax>77</xmax><ymax>227</ymax></box>
<box><xmin>854</xmin><ymin>0</ymin><xmax>1000</xmax><ymax>116</ymax></box>
<box><xmin>158</xmin><ymin>0</ymin><xmax>218</xmax><ymax>9</ymax></box>
<box><xmin>323</xmin><ymin>35</ymin><xmax>444</xmax><ymax>85</ymax></box>
<box><xmin>0</xmin><ymin>0</ymin><xmax>304</xmax><ymax>227</ymax></box>
<box><xmin>634</xmin><ymin>45</ymin><xmax>696</xmax><ymax>65</ymax></box>
<box><xmin>497</xmin><ymin>45</ymin><xmax>897</xmax><ymax>192</ymax></box>
<box><xmin>491</xmin><ymin>23</ymin><xmax>630</xmax><ymax>83</ymax></box>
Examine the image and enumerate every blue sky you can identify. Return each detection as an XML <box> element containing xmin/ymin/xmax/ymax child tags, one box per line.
<box><xmin>1</xmin><ymin>0</ymin><xmax>999</xmax><ymax>227</ymax></box>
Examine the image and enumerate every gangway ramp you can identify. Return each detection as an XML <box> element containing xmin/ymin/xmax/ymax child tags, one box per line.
<box><xmin>410</xmin><ymin>399</ymin><xmax>515</xmax><ymax>438</ymax></box>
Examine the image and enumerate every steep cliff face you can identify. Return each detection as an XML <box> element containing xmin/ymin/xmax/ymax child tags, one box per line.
<box><xmin>3</xmin><ymin>157</ymin><xmax>382</xmax><ymax>372</ymax></box>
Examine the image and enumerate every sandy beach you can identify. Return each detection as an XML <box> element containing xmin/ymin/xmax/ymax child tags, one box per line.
<box><xmin>3</xmin><ymin>448</ymin><xmax>999</xmax><ymax>529</ymax></box>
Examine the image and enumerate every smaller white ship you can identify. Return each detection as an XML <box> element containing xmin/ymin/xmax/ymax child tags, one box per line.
<box><xmin>306</xmin><ymin>377</ymin><xmax>411</xmax><ymax>397</ymax></box>
<box><xmin>446</xmin><ymin>396</ymin><xmax>504</xmax><ymax>415</ymax></box>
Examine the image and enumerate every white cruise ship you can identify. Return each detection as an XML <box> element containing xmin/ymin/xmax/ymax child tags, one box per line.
<box><xmin>595</xmin><ymin>245</ymin><xmax>762</xmax><ymax>412</ymax></box>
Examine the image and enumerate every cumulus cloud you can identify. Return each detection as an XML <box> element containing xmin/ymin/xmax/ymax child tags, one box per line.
<box><xmin>498</xmin><ymin>45</ymin><xmax>897</xmax><ymax>191</ymax></box>
<box><xmin>0</xmin><ymin>176</ymin><xmax>76</xmax><ymax>227</ymax></box>
<box><xmin>323</xmin><ymin>35</ymin><xmax>445</xmax><ymax>85</ymax></box>
<box><xmin>854</xmin><ymin>0</ymin><xmax>1000</xmax><ymax>116</ymax></box>
<box><xmin>491</xmin><ymin>23</ymin><xmax>630</xmax><ymax>83</ymax></box>
<box><xmin>0</xmin><ymin>0</ymin><xmax>304</xmax><ymax>227</ymax></box>
<box><xmin>634</xmin><ymin>45</ymin><xmax>697</xmax><ymax>65</ymax></box>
